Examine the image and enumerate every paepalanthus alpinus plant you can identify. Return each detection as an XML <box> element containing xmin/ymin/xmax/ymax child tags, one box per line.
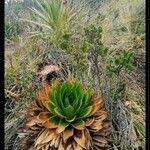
<box><xmin>20</xmin><ymin>79</ymin><xmax>111</xmax><ymax>150</ymax></box>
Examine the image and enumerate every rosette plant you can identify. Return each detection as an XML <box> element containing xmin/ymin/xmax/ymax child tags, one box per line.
<box><xmin>20</xmin><ymin>79</ymin><xmax>111</xmax><ymax>150</ymax></box>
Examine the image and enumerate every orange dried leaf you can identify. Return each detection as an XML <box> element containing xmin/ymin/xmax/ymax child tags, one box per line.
<box><xmin>43</xmin><ymin>119</ymin><xmax>59</xmax><ymax>129</ymax></box>
<box><xmin>38</xmin><ymin>112</ymin><xmax>49</xmax><ymax>123</ymax></box>
<box><xmin>85</xmin><ymin>118</ymin><xmax>95</xmax><ymax>126</ymax></box>
<box><xmin>74</xmin><ymin>130</ymin><xmax>86</xmax><ymax>149</ymax></box>
<box><xmin>63</xmin><ymin>129</ymin><xmax>74</xmax><ymax>143</ymax></box>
